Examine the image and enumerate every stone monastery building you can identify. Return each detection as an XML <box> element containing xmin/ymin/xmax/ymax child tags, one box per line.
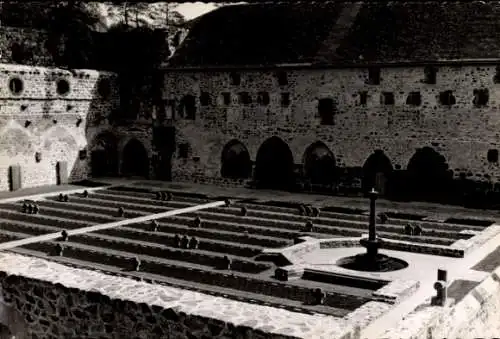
<box><xmin>2</xmin><ymin>1</ymin><xmax>500</xmax><ymax>204</ymax></box>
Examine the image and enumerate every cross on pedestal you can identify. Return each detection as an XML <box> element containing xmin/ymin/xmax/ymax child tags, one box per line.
<box><xmin>368</xmin><ymin>188</ymin><xmax>378</xmax><ymax>241</ymax></box>
<box><xmin>359</xmin><ymin>187</ymin><xmax>383</xmax><ymax>258</ymax></box>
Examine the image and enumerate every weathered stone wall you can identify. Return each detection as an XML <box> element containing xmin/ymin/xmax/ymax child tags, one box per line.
<box><xmin>163</xmin><ymin>65</ymin><xmax>500</xmax><ymax>185</ymax></box>
<box><xmin>0</xmin><ymin>252</ymin><xmax>356</xmax><ymax>339</ymax></box>
<box><xmin>381</xmin><ymin>265</ymin><xmax>500</xmax><ymax>338</ymax></box>
<box><xmin>0</xmin><ymin>63</ymin><xmax>119</xmax><ymax>191</ymax></box>
<box><xmin>0</xmin><ymin>27</ymin><xmax>54</xmax><ymax>66</ymax></box>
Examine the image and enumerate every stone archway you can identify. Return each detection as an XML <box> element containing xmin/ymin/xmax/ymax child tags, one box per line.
<box><xmin>303</xmin><ymin>141</ymin><xmax>337</xmax><ymax>185</ymax></box>
<box><xmin>121</xmin><ymin>139</ymin><xmax>149</xmax><ymax>178</ymax></box>
<box><xmin>221</xmin><ymin>140</ymin><xmax>252</xmax><ymax>179</ymax></box>
<box><xmin>362</xmin><ymin>150</ymin><xmax>393</xmax><ymax>195</ymax></box>
<box><xmin>254</xmin><ymin>136</ymin><xmax>294</xmax><ymax>190</ymax></box>
<box><xmin>407</xmin><ymin>147</ymin><xmax>453</xmax><ymax>200</ymax></box>
<box><xmin>90</xmin><ymin>132</ymin><xmax>119</xmax><ymax>177</ymax></box>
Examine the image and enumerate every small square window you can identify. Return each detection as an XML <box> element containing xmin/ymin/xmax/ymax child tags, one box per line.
<box><xmin>424</xmin><ymin>66</ymin><xmax>437</xmax><ymax>84</ymax></box>
<box><xmin>200</xmin><ymin>92</ymin><xmax>211</xmax><ymax>106</ymax></box>
<box><xmin>238</xmin><ymin>92</ymin><xmax>252</xmax><ymax>105</ymax></box>
<box><xmin>381</xmin><ymin>92</ymin><xmax>395</xmax><ymax>105</ymax></box>
<box><xmin>179</xmin><ymin>95</ymin><xmax>196</xmax><ymax>120</ymax></box>
<box><xmin>230</xmin><ymin>72</ymin><xmax>241</xmax><ymax>86</ymax></box>
<box><xmin>439</xmin><ymin>90</ymin><xmax>456</xmax><ymax>106</ymax></box>
<box><xmin>318</xmin><ymin>98</ymin><xmax>335</xmax><ymax>125</ymax></box>
<box><xmin>488</xmin><ymin>149</ymin><xmax>499</xmax><ymax>163</ymax></box>
<box><xmin>367</xmin><ymin>67</ymin><xmax>380</xmax><ymax>85</ymax></box>
<box><xmin>276</xmin><ymin>71</ymin><xmax>288</xmax><ymax>86</ymax></box>
<box><xmin>473</xmin><ymin>88</ymin><xmax>489</xmax><ymax>107</ymax></box>
<box><xmin>494</xmin><ymin>66</ymin><xmax>500</xmax><ymax>84</ymax></box>
<box><xmin>221</xmin><ymin>92</ymin><xmax>231</xmax><ymax>105</ymax></box>
<box><xmin>178</xmin><ymin>143</ymin><xmax>190</xmax><ymax>159</ymax></box>
<box><xmin>166</xmin><ymin>99</ymin><xmax>175</xmax><ymax>119</ymax></box>
<box><xmin>257</xmin><ymin>92</ymin><xmax>270</xmax><ymax>106</ymax></box>
<box><xmin>406</xmin><ymin>92</ymin><xmax>421</xmax><ymax>106</ymax></box>
<box><xmin>359</xmin><ymin>91</ymin><xmax>368</xmax><ymax>105</ymax></box>
<box><xmin>281</xmin><ymin>93</ymin><xmax>290</xmax><ymax>107</ymax></box>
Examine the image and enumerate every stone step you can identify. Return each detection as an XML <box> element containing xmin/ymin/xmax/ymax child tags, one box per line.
<box><xmin>87</xmin><ymin>190</ymin><xmax>482</xmax><ymax>233</ymax></box>
<box><xmin>0</xmin><ymin>230</ymin><xmax>371</xmax><ymax>311</ymax></box>
<box><xmin>0</xmin><ymin>206</ymin><xmax>291</xmax><ymax>249</ymax></box>
<box><xmin>102</xmin><ymin>188</ymin><xmax>211</xmax><ymax>204</ymax></box>
<box><xmin>0</xmin><ymin>200</ymin><xmax>459</xmax><ymax>247</ymax></box>
<box><xmin>0</xmin><ymin>227</ymin><xmax>268</xmax><ymax>274</ymax></box>
<box><xmin>0</xmin><ymin>218</ymin><xmax>265</xmax><ymax>258</ymax></box>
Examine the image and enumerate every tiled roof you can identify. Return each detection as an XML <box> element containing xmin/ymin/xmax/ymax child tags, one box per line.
<box><xmin>168</xmin><ymin>1</ymin><xmax>500</xmax><ymax>67</ymax></box>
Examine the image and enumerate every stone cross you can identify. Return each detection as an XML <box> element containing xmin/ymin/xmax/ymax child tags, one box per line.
<box><xmin>368</xmin><ymin>188</ymin><xmax>379</xmax><ymax>241</ymax></box>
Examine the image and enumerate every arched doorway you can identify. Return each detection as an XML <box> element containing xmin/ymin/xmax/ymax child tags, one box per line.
<box><xmin>254</xmin><ymin>136</ymin><xmax>294</xmax><ymax>190</ymax></box>
<box><xmin>303</xmin><ymin>141</ymin><xmax>337</xmax><ymax>185</ymax></box>
<box><xmin>362</xmin><ymin>150</ymin><xmax>393</xmax><ymax>195</ymax></box>
<box><xmin>221</xmin><ymin>140</ymin><xmax>252</xmax><ymax>179</ymax></box>
<box><xmin>90</xmin><ymin>132</ymin><xmax>119</xmax><ymax>177</ymax></box>
<box><xmin>121</xmin><ymin>139</ymin><xmax>149</xmax><ymax>178</ymax></box>
<box><xmin>407</xmin><ymin>147</ymin><xmax>453</xmax><ymax>200</ymax></box>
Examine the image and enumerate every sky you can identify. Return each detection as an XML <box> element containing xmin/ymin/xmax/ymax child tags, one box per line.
<box><xmin>174</xmin><ymin>2</ymin><xmax>247</xmax><ymax>20</ymax></box>
<box><xmin>174</xmin><ymin>2</ymin><xmax>221</xmax><ymax>20</ymax></box>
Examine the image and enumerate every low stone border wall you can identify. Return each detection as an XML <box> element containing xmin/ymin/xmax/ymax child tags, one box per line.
<box><xmin>319</xmin><ymin>236</ymin><xmax>465</xmax><ymax>258</ymax></box>
<box><xmin>381</xmin><ymin>266</ymin><xmax>500</xmax><ymax>338</ymax></box>
<box><xmin>371</xmin><ymin>279</ymin><xmax>420</xmax><ymax>304</ymax></box>
<box><xmin>0</xmin><ymin>252</ymin><xmax>357</xmax><ymax>339</ymax></box>
<box><xmin>262</xmin><ymin>236</ymin><xmax>320</xmax><ymax>264</ymax></box>
<box><xmin>451</xmin><ymin>224</ymin><xmax>500</xmax><ymax>256</ymax></box>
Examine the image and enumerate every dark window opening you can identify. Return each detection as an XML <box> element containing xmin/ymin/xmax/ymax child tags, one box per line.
<box><xmin>11</xmin><ymin>42</ymin><xmax>26</xmax><ymax>64</ymax></box>
<box><xmin>494</xmin><ymin>66</ymin><xmax>500</xmax><ymax>84</ymax></box>
<box><xmin>238</xmin><ymin>92</ymin><xmax>252</xmax><ymax>105</ymax></box>
<box><xmin>221</xmin><ymin>92</ymin><xmax>231</xmax><ymax>105</ymax></box>
<box><xmin>381</xmin><ymin>92</ymin><xmax>395</xmax><ymax>105</ymax></box>
<box><xmin>56</xmin><ymin>78</ymin><xmax>70</xmax><ymax>96</ymax></box>
<box><xmin>424</xmin><ymin>66</ymin><xmax>437</xmax><ymax>84</ymax></box>
<box><xmin>473</xmin><ymin>88</ymin><xmax>489</xmax><ymax>107</ymax></box>
<box><xmin>257</xmin><ymin>92</ymin><xmax>270</xmax><ymax>106</ymax></box>
<box><xmin>318</xmin><ymin>98</ymin><xmax>335</xmax><ymax>125</ymax></box>
<box><xmin>200</xmin><ymin>92</ymin><xmax>211</xmax><ymax>106</ymax></box>
<box><xmin>166</xmin><ymin>99</ymin><xmax>176</xmax><ymax>119</ymax></box>
<box><xmin>230</xmin><ymin>72</ymin><xmax>241</xmax><ymax>86</ymax></box>
<box><xmin>79</xmin><ymin>149</ymin><xmax>87</xmax><ymax>160</ymax></box>
<box><xmin>367</xmin><ymin>67</ymin><xmax>380</xmax><ymax>85</ymax></box>
<box><xmin>439</xmin><ymin>90</ymin><xmax>456</xmax><ymax>106</ymax></box>
<box><xmin>359</xmin><ymin>91</ymin><xmax>368</xmax><ymax>105</ymax></box>
<box><xmin>9</xmin><ymin>77</ymin><xmax>23</xmax><ymax>95</ymax></box>
<box><xmin>406</xmin><ymin>92</ymin><xmax>422</xmax><ymax>106</ymax></box>
<box><xmin>97</xmin><ymin>78</ymin><xmax>111</xmax><ymax>98</ymax></box>
<box><xmin>488</xmin><ymin>149</ymin><xmax>499</xmax><ymax>163</ymax></box>
<box><xmin>178</xmin><ymin>143</ymin><xmax>190</xmax><ymax>158</ymax></box>
<box><xmin>179</xmin><ymin>95</ymin><xmax>196</xmax><ymax>120</ymax></box>
<box><xmin>281</xmin><ymin>93</ymin><xmax>291</xmax><ymax>107</ymax></box>
<box><xmin>276</xmin><ymin>71</ymin><xmax>288</xmax><ymax>86</ymax></box>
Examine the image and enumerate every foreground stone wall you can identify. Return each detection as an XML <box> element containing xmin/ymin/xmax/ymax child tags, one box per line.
<box><xmin>163</xmin><ymin>64</ymin><xmax>500</xmax><ymax>185</ymax></box>
<box><xmin>0</xmin><ymin>252</ymin><xmax>355</xmax><ymax>339</ymax></box>
<box><xmin>382</xmin><ymin>265</ymin><xmax>500</xmax><ymax>338</ymax></box>
<box><xmin>0</xmin><ymin>63</ymin><xmax>119</xmax><ymax>191</ymax></box>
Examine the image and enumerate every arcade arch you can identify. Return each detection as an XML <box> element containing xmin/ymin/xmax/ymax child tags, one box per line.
<box><xmin>302</xmin><ymin>141</ymin><xmax>337</xmax><ymax>185</ymax></box>
<box><xmin>254</xmin><ymin>136</ymin><xmax>294</xmax><ymax>189</ymax></box>
<box><xmin>121</xmin><ymin>138</ymin><xmax>149</xmax><ymax>178</ymax></box>
<box><xmin>362</xmin><ymin>150</ymin><xmax>393</xmax><ymax>195</ymax></box>
<box><xmin>221</xmin><ymin>140</ymin><xmax>252</xmax><ymax>179</ymax></box>
<box><xmin>90</xmin><ymin>132</ymin><xmax>119</xmax><ymax>177</ymax></box>
<box><xmin>406</xmin><ymin>147</ymin><xmax>453</xmax><ymax>200</ymax></box>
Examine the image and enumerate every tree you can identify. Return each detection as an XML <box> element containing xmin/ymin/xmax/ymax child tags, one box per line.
<box><xmin>43</xmin><ymin>1</ymin><xmax>103</xmax><ymax>68</ymax></box>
